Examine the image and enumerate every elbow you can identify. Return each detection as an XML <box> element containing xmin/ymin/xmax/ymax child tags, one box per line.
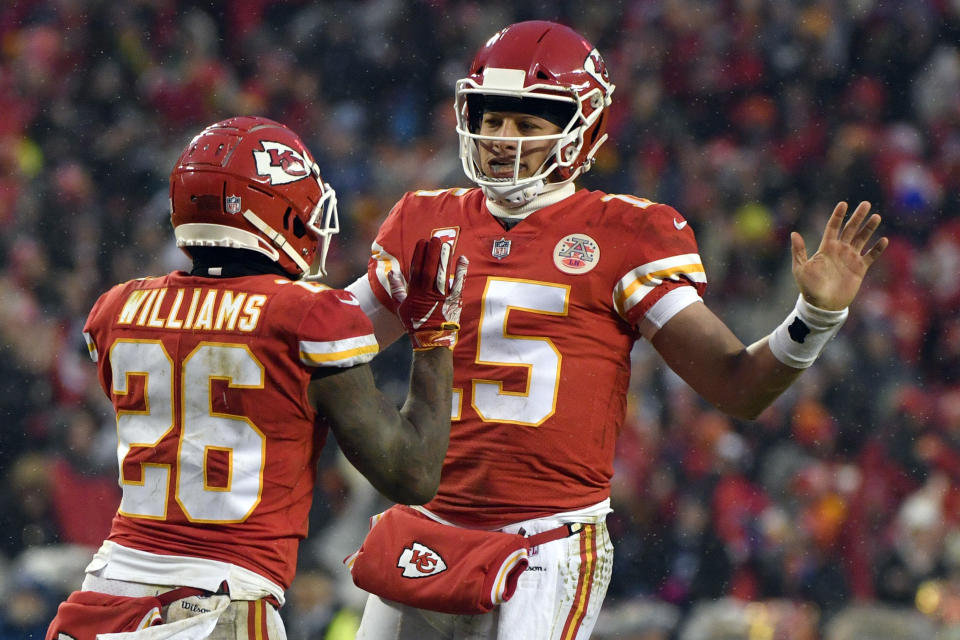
<box><xmin>732</xmin><ymin>406</ymin><xmax>765</xmax><ymax>421</ymax></box>
<box><xmin>406</xmin><ymin>469</ymin><xmax>442</xmax><ymax>505</ymax></box>
<box><xmin>718</xmin><ymin>401</ymin><xmax>769</xmax><ymax>421</ymax></box>
<box><xmin>710</xmin><ymin>380</ymin><xmax>779</xmax><ymax>420</ymax></box>
<box><xmin>390</xmin><ymin>485</ymin><xmax>437</xmax><ymax>507</ymax></box>
<box><xmin>386</xmin><ymin>468</ymin><xmax>441</xmax><ymax>506</ymax></box>
<box><xmin>401</xmin><ymin>485</ymin><xmax>438</xmax><ymax>506</ymax></box>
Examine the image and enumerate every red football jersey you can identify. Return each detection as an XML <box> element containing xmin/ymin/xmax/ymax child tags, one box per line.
<box><xmin>82</xmin><ymin>271</ymin><xmax>377</xmax><ymax>589</ymax></box>
<box><xmin>365</xmin><ymin>188</ymin><xmax>707</xmax><ymax>527</ymax></box>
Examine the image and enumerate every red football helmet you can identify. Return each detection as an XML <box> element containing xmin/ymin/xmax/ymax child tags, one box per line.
<box><xmin>170</xmin><ymin>116</ymin><xmax>339</xmax><ymax>278</ymax></box>
<box><xmin>455</xmin><ymin>21</ymin><xmax>615</xmax><ymax>206</ymax></box>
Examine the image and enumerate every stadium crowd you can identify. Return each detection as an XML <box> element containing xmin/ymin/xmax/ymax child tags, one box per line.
<box><xmin>0</xmin><ymin>0</ymin><xmax>959</xmax><ymax>638</ymax></box>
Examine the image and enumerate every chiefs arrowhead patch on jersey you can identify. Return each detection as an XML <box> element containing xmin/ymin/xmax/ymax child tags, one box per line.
<box><xmin>553</xmin><ymin>233</ymin><xmax>600</xmax><ymax>274</ymax></box>
<box><xmin>397</xmin><ymin>542</ymin><xmax>448</xmax><ymax>578</ymax></box>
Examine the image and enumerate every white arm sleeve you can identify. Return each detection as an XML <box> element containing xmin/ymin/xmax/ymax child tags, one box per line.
<box><xmin>636</xmin><ymin>286</ymin><xmax>703</xmax><ymax>341</ymax></box>
<box><xmin>346</xmin><ymin>274</ymin><xmax>406</xmax><ymax>349</ymax></box>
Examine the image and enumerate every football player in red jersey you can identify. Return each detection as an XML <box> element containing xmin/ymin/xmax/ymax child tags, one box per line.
<box><xmin>45</xmin><ymin>116</ymin><xmax>467</xmax><ymax>640</ymax></box>
<box><xmin>346</xmin><ymin>21</ymin><xmax>888</xmax><ymax>640</ymax></box>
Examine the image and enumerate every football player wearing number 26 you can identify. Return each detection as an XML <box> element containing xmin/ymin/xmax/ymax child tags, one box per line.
<box><xmin>45</xmin><ymin>116</ymin><xmax>467</xmax><ymax>640</ymax></box>
<box><xmin>347</xmin><ymin>21</ymin><xmax>888</xmax><ymax>640</ymax></box>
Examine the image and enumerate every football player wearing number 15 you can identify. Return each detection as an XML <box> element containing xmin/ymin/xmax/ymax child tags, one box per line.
<box><xmin>346</xmin><ymin>21</ymin><xmax>889</xmax><ymax>640</ymax></box>
<box><xmin>45</xmin><ymin>117</ymin><xmax>467</xmax><ymax>640</ymax></box>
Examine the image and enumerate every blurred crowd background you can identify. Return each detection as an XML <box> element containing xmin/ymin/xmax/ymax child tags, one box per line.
<box><xmin>1</xmin><ymin>0</ymin><xmax>959</xmax><ymax>638</ymax></box>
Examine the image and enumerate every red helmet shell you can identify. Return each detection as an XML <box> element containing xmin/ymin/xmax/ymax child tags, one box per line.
<box><xmin>170</xmin><ymin>116</ymin><xmax>335</xmax><ymax>276</ymax></box>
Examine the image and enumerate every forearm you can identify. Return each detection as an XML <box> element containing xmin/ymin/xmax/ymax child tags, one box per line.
<box><xmin>653</xmin><ymin>301</ymin><xmax>812</xmax><ymax>420</ymax></box>
<box><xmin>373</xmin><ymin>236</ymin><xmax>465</xmax><ymax>502</ymax></box>
<box><xmin>653</xmin><ymin>200</ymin><xmax>886</xmax><ymax>421</ymax></box>
<box><xmin>309</xmin><ymin>354</ymin><xmax>452</xmax><ymax>505</ymax></box>
<box><xmin>396</xmin><ymin>347</ymin><xmax>453</xmax><ymax>498</ymax></box>
<box><xmin>713</xmin><ymin>338</ymin><xmax>805</xmax><ymax>419</ymax></box>
<box><xmin>659</xmin><ymin>333</ymin><xmax>803</xmax><ymax>420</ymax></box>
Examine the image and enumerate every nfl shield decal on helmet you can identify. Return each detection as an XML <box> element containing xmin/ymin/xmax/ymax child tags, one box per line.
<box><xmin>553</xmin><ymin>233</ymin><xmax>600</xmax><ymax>274</ymax></box>
<box><xmin>397</xmin><ymin>542</ymin><xmax>447</xmax><ymax>578</ymax></box>
<box><xmin>492</xmin><ymin>238</ymin><xmax>511</xmax><ymax>260</ymax></box>
<box><xmin>225</xmin><ymin>195</ymin><xmax>241</xmax><ymax>214</ymax></box>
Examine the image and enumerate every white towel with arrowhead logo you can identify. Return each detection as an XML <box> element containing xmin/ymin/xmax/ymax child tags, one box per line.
<box><xmin>96</xmin><ymin>595</ymin><xmax>230</xmax><ymax>639</ymax></box>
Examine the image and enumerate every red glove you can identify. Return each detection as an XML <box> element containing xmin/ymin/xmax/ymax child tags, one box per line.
<box><xmin>389</xmin><ymin>237</ymin><xmax>469</xmax><ymax>350</ymax></box>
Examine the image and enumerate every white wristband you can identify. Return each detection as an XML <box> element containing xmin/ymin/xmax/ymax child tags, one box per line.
<box><xmin>768</xmin><ymin>295</ymin><xmax>848</xmax><ymax>369</ymax></box>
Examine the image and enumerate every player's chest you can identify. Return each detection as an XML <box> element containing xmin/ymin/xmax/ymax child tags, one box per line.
<box><xmin>433</xmin><ymin>213</ymin><xmax>616</xmax><ymax>277</ymax></box>
<box><xmin>447</xmin><ymin>229</ymin><xmax>623</xmax><ymax>331</ymax></box>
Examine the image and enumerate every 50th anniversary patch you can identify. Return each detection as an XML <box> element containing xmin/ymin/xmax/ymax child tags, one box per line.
<box><xmin>553</xmin><ymin>233</ymin><xmax>600</xmax><ymax>274</ymax></box>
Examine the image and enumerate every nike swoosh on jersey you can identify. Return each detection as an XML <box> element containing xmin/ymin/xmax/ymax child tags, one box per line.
<box><xmin>673</xmin><ymin>218</ymin><xmax>688</xmax><ymax>230</ymax></box>
<box><xmin>338</xmin><ymin>296</ymin><xmax>361</xmax><ymax>306</ymax></box>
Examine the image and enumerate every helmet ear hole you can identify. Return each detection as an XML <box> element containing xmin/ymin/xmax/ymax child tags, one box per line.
<box><xmin>281</xmin><ymin>207</ymin><xmax>307</xmax><ymax>238</ymax></box>
<box><xmin>589</xmin><ymin>113</ymin><xmax>604</xmax><ymax>145</ymax></box>
<box><xmin>291</xmin><ymin>215</ymin><xmax>307</xmax><ymax>239</ymax></box>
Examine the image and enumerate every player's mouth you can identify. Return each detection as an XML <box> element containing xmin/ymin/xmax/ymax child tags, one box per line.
<box><xmin>486</xmin><ymin>159</ymin><xmax>522</xmax><ymax>179</ymax></box>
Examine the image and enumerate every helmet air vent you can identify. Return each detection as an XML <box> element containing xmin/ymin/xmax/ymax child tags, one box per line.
<box><xmin>247</xmin><ymin>184</ymin><xmax>274</xmax><ymax>197</ymax></box>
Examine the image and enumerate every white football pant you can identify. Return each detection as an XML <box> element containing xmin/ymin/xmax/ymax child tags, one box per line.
<box><xmin>355</xmin><ymin>514</ymin><xmax>613</xmax><ymax>640</ymax></box>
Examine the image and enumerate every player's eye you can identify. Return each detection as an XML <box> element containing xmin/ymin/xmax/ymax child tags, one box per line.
<box><xmin>481</xmin><ymin>115</ymin><xmax>502</xmax><ymax>129</ymax></box>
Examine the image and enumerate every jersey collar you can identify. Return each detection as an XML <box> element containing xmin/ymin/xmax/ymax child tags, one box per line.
<box><xmin>484</xmin><ymin>182</ymin><xmax>577</xmax><ymax>222</ymax></box>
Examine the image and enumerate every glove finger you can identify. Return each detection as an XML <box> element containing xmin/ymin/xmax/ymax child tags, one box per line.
<box><xmin>435</xmin><ymin>241</ymin><xmax>451</xmax><ymax>295</ymax></box>
<box><xmin>387</xmin><ymin>269</ymin><xmax>407</xmax><ymax>304</ymax></box>
<box><xmin>442</xmin><ymin>256</ymin><xmax>469</xmax><ymax>325</ymax></box>
<box><xmin>417</xmin><ymin>237</ymin><xmax>448</xmax><ymax>294</ymax></box>
<box><xmin>449</xmin><ymin>255</ymin><xmax>469</xmax><ymax>299</ymax></box>
<box><xmin>408</xmin><ymin>239</ymin><xmax>431</xmax><ymax>291</ymax></box>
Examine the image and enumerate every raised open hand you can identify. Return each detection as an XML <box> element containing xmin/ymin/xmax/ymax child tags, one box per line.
<box><xmin>791</xmin><ymin>201</ymin><xmax>889</xmax><ymax>311</ymax></box>
<box><xmin>388</xmin><ymin>237</ymin><xmax>469</xmax><ymax>350</ymax></box>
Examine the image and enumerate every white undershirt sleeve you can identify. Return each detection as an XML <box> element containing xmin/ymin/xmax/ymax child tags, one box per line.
<box><xmin>636</xmin><ymin>286</ymin><xmax>703</xmax><ymax>341</ymax></box>
<box><xmin>346</xmin><ymin>274</ymin><xmax>406</xmax><ymax>350</ymax></box>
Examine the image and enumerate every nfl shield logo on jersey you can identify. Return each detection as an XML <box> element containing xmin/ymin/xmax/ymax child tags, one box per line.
<box><xmin>492</xmin><ymin>238</ymin><xmax>512</xmax><ymax>260</ymax></box>
<box><xmin>225</xmin><ymin>195</ymin><xmax>241</xmax><ymax>214</ymax></box>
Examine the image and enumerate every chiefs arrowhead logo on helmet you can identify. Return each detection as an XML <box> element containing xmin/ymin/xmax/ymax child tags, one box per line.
<box><xmin>252</xmin><ymin>141</ymin><xmax>311</xmax><ymax>185</ymax></box>
<box><xmin>584</xmin><ymin>48</ymin><xmax>613</xmax><ymax>95</ymax></box>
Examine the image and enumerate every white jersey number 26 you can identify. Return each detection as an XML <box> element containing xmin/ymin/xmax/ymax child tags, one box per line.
<box><xmin>109</xmin><ymin>340</ymin><xmax>265</xmax><ymax>523</ymax></box>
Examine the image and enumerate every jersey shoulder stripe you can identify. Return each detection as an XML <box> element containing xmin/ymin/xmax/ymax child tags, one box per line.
<box><xmin>299</xmin><ymin>334</ymin><xmax>378</xmax><ymax>367</ymax></box>
<box><xmin>614</xmin><ymin>252</ymin><xmax>706</xmax><ymax>316</ymax></box>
